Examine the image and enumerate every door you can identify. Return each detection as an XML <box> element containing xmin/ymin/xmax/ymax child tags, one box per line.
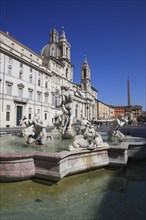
<box><xmin>16</xmin><ymin>106</ymin><xmax>23</xmax><ymax>126</ymax></box>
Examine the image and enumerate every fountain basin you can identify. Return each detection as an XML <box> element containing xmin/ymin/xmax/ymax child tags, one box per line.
<box><xmin>0</xmin><ymin>147</ymin><xmax>110</xmax><ymax>182</ymax></box>
<box><xmin>108</xmin><ymin>142</ymin><xmax>129</xmax><ymax>167</ymax></box>
<box><xmin>0</xmin><ymin>153</ymin><xmax>35</xmax><ymax>181</ymax></box>
<box><xmin>0</xmin><ymin>134</ymin><xmax>146</xmax><ymax>182</ymax></box>
<box><xmin>100</xmin><ymin>132</ymin><xmax>146</xmax><ymax>161</ymax></box>
<box><xmin>127</xmin><ymin>137</ymin><xmax>146</xmax><ymax>160</ymax></box>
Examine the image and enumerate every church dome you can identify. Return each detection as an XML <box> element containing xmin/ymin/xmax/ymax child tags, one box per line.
<box><xmin>41</xmin><ymin>42</ymin><xmax>58</xmax><ymax>58</ymax></box>
<box><xmin>41</xmin><ymin>26</ymin><xmax>59</xmax><ymax>58</ymax></box>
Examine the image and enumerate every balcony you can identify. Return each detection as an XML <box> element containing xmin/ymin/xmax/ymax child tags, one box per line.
<box><xmin>13</xmin><ymin>96</ymin><xmax>29</xmax><ymax>104</ymax></box>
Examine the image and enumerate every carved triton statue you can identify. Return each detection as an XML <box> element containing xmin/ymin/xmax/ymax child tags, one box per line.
<box><xmin>54</xmin><ymin>85</ymin><xmax>83</xmax><ymax>139</ymax></box>
<box><xmin>20</xmin><ymin>114</ymin><xmax>53</xmax><ymax>145</ymax></box>
<box><xmin>69</xmin><ymin>119</ymin><xmax>108</xmax><ymax>151</ymax></box>
<box><xmin>108</xmin><ymin>114</ymin><xmax>129</xmax><ymax>142</ymax></box>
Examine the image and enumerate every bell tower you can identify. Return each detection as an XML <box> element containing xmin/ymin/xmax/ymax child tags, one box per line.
<box><xmin>59</xmin><ymin>26</ymin><xmax>71</xmax><ymax>62</ymax></box>
<box><xmin>81</xmin><ymin>56</ymin><xmax>91</xmax><ymax>91</ymax></box>
<box><xmin>49</xmin><ymin>25</ymin><xmax>59</xmax><ymax>43</ymax></box>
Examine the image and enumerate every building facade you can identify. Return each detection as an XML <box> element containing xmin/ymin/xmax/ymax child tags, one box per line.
<box><xmin>113</xmin><ymin>105</ymin><xmax>142</xmax><ymax>119</ymax></box>
<box><xmin>97</xmin><ymin>101</ymin><xmax>115</xmax><ymax>120</ymax></box>
<box><xmin>0</xmin><ymin>27</ymin><xmax>98</xmax><ymax>128</ymax></box>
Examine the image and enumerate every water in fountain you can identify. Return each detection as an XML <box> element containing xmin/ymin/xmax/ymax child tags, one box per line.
<box><xmin>0</xmin><ymin>160</ymin><xmax>146</xmax><ymax>220</ymax></box>
<box><xmin>0</xmin><ymin>132</ymin><xmax>72</xmax><ymax>154</ymax></box>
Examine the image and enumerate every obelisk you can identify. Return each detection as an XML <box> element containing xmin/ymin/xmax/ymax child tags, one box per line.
<box><xmin>127</xmin><ymin>77</ymin><xmax>131</xmax><ymax>106</ymax></box>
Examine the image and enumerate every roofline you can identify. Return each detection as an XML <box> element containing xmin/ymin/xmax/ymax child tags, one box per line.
<box><xmin>110</xmin><ymin>105</ymin><xmax>143</xmax><ymax>109</ymax></box>
<box><xmin>91</xmin><ymin>86</ymin><xmax>98</xmax><ymax>92</ymax></box>
<box><xmin>0</xmin><ymin>30</ymin><xmax>42</xmax><ymax>59</ymax></box>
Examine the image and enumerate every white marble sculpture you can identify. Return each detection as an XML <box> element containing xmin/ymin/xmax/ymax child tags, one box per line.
<box><xmin>69</xmin><ymin>120</ymin><xmax>108</xmax><ymax>151</ymax></box>
<box><xmin>20</xmin><ymin>114</ymin><xmax>53</xmax><ymax>145</ymax></box>
<box><xmin>108</xmin><ymin>114</ymin><xmax>129</xmax><ymax>142</ymax></box>
<box><xmin>54</xmin><ymin>85</ymin><xmax>83</xmax><ymax>139</ymax></box>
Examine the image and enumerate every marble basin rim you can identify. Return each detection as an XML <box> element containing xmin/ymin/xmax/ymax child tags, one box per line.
<box><xmin>0</xmin><ymin>133</ymin><xmax>146</xmax><ymax>183</ymax></box>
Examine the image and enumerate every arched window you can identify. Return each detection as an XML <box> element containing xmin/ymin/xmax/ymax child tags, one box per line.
<box><xmin>83</xmin><ymin>69</ymin><xmax>86</xmax><ymax>78</ymax></box>
<box><xmin>66</xmin><ymin>47</ymin><xmax>68</xmax><ymax>58</ymax></box>
<box><xmin>66</xmin><ymin>68</ymin><xmax>68</xmax><ymax>78</ymax></box>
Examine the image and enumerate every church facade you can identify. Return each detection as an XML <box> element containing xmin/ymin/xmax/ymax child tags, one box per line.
<box><xmin>0</xmin><ymin>26</ymin><xmax>98</xmax><ymax>128</ymax></box>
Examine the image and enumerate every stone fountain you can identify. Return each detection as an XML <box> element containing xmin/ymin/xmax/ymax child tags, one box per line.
<box><xmin>0</xmin><ymin>87</ymin><xmax>146</xmax><ymax>182</ymax></box>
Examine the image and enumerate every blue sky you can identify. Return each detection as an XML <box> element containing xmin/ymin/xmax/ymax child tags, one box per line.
<box><xmin>1</xmin><ymin>0</ymin><xmax>145</xmax><ymax>110</ymax></box>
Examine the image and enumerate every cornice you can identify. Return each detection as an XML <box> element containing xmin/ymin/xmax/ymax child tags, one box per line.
<box><xmin>0</xmin><ymin>31</ymin><xmax>42</xmax><ymax>59</ymax></box>
<box><xmin>0</xmin><ymin>46</ymin><xmax>52</xmax><ymax>76</ymax></box>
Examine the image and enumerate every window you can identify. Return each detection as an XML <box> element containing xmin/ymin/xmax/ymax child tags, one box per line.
<box><xmin>6</xmin><ymin>112</ymin><xmax>10</xmax><ymax>121</ymax></box>
<box><xmin>55</xmin><ymin>95</ymin><xmax>58</xmax><ymax>107</ymax></box>
<box><xmin>44</xmin><ymin>113</ymin><xmax>47</xmax><ymax>120</ymax></box>
<box><xmin>75</xmin><ymin>104</ymin><xmax>78</xmax><ymax>118</ymax></box>
<box><xmin>92</xmin><ymin>105</ymin><xmax>94</xmax><ymax>114</ymax></box>
<box><xmin>37</xmin><ymin>92</ymin><xmax>41</xmax><ymax>102</ymax></box>
<box><xmin>83</xmin><ymin>69</ymin><xmax>86</xmax><ymax>78</ymax></box>
<box><xmin>28</xmin><ymin>89</ymin><xmax>33</xmax><ymax>100</ymax></box>
<box><xmin>51</xmin><ymin>92</ymin><xmax>60</xmax><ymax>107</ymax></box>
<box><xmin>6</xmin><ymin>105</ymin><xmax>11</xmax><ymax>121</ymax></box>
<box><xmin>45</xmin><ymin>81</ymin><xmax>48</xmax><ymax>89</ymax></box>
<box><xmin>29</xmin><ymin>74</ymin><xmax>33</xmax><ymax>83</ymax></box>
<box><xmin>6</xmin><ymin>83</ymin><xmax>12</xmax><ymax>95</ymax></box>
<box><xmin>29</xmin><ymin>108</ymin><xmax>32</xmax><ymax>120</ymax></box>
<box><xmin>20</xmin><ymin>62</ymin><xmax>23</xmax><ymax>68</ymax></box>
<box><xmin>66</xmin><ymin>47</ymin><xmax>68</xmax><ymax>58</ymax></box>
<box><xmin>54</xmin><ymin>95</ymin><xmax>60</xmax><ymax>107</ymax></box>
<box><xmin>8</xmin><ymin>65</ymin><xmax>12</xmax><ymax>75</ymax></box>
<box><xmin>30</xmin><ymin>67</ymin><xmax>32</xmax><ymax>72</ymax></box>
<box><xmin>44</xmin><ymin>93</ymin><xmax>48</xmax><ymax>103</ymax></box>
<box><xmin>37</xmin><ymin>109</ymin><xmax>40</xmax><ymax>114</ymax></box>
<box><xmin>8</xmin><ymin>57</ymin><xmax>12</xmax><ymax>64</ymax></box>
<box><xmin>51</xmin><ymin>93</ymin><xmax>54</xmax><ymax>106</ymax></box>
<box><xmin>6</xmin><ymin>105</ymin><xmax>11</xmax><ymax>111</ymax></box>
<box><xmin>38</xmin><ymin>78</ymin><xmax>41</xmax><ymax>86</ymax></box>
<box><xmin>60</xmin><ymin>46</ymin><xmax>63</xmax><ymax>56</ymax></box>
<box><xmin>66</xmin><ymin>68</ymin><xmax>68</xmax><ymax>79</ymax></box>
<box><xmin>18</xmin><ymin>87</ymin><xmax>23</xmax><ymax>97</ymax></box>
<box><xmin>19</xmin><ymin>70</ymin><xmax>23</xmax><ymax>79</ymax></box>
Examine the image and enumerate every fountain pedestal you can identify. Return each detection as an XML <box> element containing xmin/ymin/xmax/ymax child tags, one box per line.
<box><xmin>108</xmin><ymin>142</ymin><xmax>129</xmax><ymax>167</ymax></box>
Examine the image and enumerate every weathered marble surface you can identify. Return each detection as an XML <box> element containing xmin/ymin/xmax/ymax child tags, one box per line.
<box><xmin>1</xmin><ymin>137</ymin><xmax>145</xmax><ymax>182</ymax></box>
<box><xmin>108</xmin><ymin>115</ymin><xmax>129</xmax><ymax>142</ymax></box>
<box><xmin>20</xmin><ymin>114</ymin><xmax>53</xmax><ymax>145</ymax></box>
